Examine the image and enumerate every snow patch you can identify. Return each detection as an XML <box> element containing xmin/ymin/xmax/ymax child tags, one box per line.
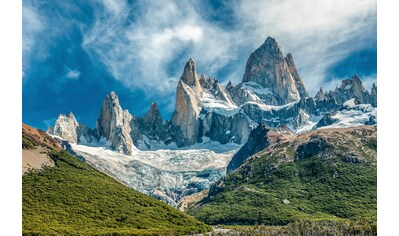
<box><xmin>241</xmin><ymin>82</ymin><xmax>273</xmax><ymax>95</ymax></box>
<box><xmin>201</xmin><ymin>92</ymin><xmax>239</xmax><ymax>117</ymax></box>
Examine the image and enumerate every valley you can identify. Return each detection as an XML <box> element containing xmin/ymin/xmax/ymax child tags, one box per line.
<box><xmin>23</xmin><ymin>36</ymin><xmax>377</xmax><ymax>235</ymax></box>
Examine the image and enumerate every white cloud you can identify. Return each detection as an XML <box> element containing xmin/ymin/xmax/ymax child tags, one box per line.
<box><xmin>82</xmin><ymin>0</ymin><xmax>236</xmax><ymax>96</ymax></box>
<box><xmin>81</xmin><ymin>0</ymin><xmax>376</xmax><ymax>103</ymax></box>
<box><xmin>100</xmin><ymin>0</ymin><xmax>126</xmax><ymax>15</ymax></box>
<box><xmin>65</xmin><ymin>67</ymin><xmax>80</xmax><ymax>80</ymax></box>
<box><xmin>22</xmin><ymin>4</ymin><xmax>43</xmax><ymax>53</ymax></box>
<box><xmin>233</xmin><ymin>0</ymin><xmax>376</xmax><ymax>95</ymax></box>
<box><xmin>22</xmin><ymin>3</ymin><xmax>45</xmax><ymax>77</ymax></box>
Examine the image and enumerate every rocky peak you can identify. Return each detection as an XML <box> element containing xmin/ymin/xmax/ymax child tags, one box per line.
<box><xmin>68</xmin><ymin>111</ymin><xmax>76</xmax><ymax>119</ymax></box>
<box><xmin>47</xmin><ymin>111</ymin><xmax>96</xmax><ymax>144</ymax></box>
<box><xmin>371</xmin><ymin>83</ymin><xmax>377</xmax><ymax>95</ymax></box>
<box><xmin>96</xmin><ymin>91</ymin><xmax>134</xmax><ymax>155</ymax></box>
<box><xmin>226</xmin><ymin>81</ymin><xmax>233</xmax><ymax>91</ymax></box>
<box><xmin>171</xmin><ymin>59</ymin><xmax>205</xmax><ymax>145</ymax></box>
<box><xmin>199</xmin><ymin>75</ymin><xmax>217</xmax><ymax>90</ymax></box>
<box><xmin>242</xmin><ymin>36</ymin><xmax>301</xmax><ymax>105</ymax></box>
<box><xmin>143</xmin><ymin>102</ymin><xmax>163</xmax><ymax>125</ymax></box>
<box><xmin>181</xmin><ymin>58</ymin><xmax>201</xmax><ymax>87</ymax></box>
<box><xmin>326</xmin><ymin>75</ymin><xmax>372</xmax><ymax>104</ymax></box>
<box><xmin>370</xmin><ymin>83</ymin><xmax>377</xmax><ymax>107</ymax></box>
<box><xmin>47</xmin><ymin>112</ymin><xmax>79</xmax><ymax>143</ymax></box>
<box><xmin>315</xmin><ymin>87</ymin><xmax>326</xmax><ymax>100</ymax></box>
<box><xmin>340</xmin><ymin>75</ymin><xmax>365</xmax><ymax>91</ymax></box>
<box><xmin>285</xmin><ymin>53</ymin><xmax>309</xmax><ymax>98</ymax></box>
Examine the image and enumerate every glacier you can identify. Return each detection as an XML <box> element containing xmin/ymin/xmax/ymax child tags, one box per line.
<box><xmin>70</xmin><ymin>140</ymin><xmax>240</xmax><ymax>207</ymax></box>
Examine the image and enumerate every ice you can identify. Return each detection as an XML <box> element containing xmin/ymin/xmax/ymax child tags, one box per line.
<box><xmin>70</xmin><ymin>141</ymin><xmax>240</xmax><ymax>206</ymax></box>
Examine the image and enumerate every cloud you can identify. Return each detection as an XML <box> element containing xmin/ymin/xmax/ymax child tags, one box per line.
<box><xmin>232</xmin><ymin>0</ymin><xmax>376</xmax><ymax>94</ymax></box>
<box><xmin>82</xmin><ymin>0</ymin><xmax>237</xmax><ymax>97</ymax></box>
<box><xmin>22</xmin><ymin>3</ymin><xmax>45</xmax><ymax>77</ymax></box>
<box><xmin>22</xmin><ymin>4</ymin><xmax>44</xmax><ymax>53</ymax></box>
<box><xmin>65</xmin><ymin>67</ymin><xmax>80</xmax><ymax>80</ymax></box>
<box><xmin>80</xmin><ymin>0</ymin><xmax>376</xmax><ymax>100</ymax></box>
<box><xmin>24</xmin><ymin>0</ymin><xmax>376</xmax><ymax>115</ymax></box>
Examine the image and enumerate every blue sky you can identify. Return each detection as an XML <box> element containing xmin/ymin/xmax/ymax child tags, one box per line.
<box><xmin>23</xmin><ymin>0</ymin><xmax>377</xmax><ymax>130</ymax></box>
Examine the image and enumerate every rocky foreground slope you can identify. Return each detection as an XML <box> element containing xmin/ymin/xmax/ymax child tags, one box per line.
<box><xmin>22</xmin><ymin>124</ymin><xmax>210</xmax><ymax>235</ymax></box>
<box><xmin>188</xmin><ymin>126</ymin><xmax>377</xmax><ymax>225</ymax></box>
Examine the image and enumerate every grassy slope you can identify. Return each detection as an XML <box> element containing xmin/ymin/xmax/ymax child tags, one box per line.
<box><xmin>188</xmin><ymin>126</ymin><xmax>377</xmax><ymax>226</ymax></box>
<box><xmin>22</xmin><ymin>126</ymin><xmax>210</xmax><ymax>235</ymax></box>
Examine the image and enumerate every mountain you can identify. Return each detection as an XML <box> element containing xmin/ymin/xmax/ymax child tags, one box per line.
<box><xmin>23</xmin><ymin>124</ymin><xmax>211</xmax><ymax>235</ymax></box>
<box><xmin>226</xmin><ymin>124</ymin><xmax>294</xmax><ymax>174</ymax></box>
<box><xmin>171</xmin><ymin>58</ymin><xmax>204</xmax><ymax>145</ymax></box>
<box><xmin>188</xmin><ymin>126</ymin><xmax>377</xmax><ymax>225</ymax></box>
<box><xmin>95</xmin><ymin>91</ymin><xmax>135</xmax><ymax>154</ymax></box>
<box><xmin>48</xmin><ymin>37</ymin><xmax>377</xmax><ymax>154</ymax></box>
<box><xmin>46</xmin><ymin>36</ymin><xmax>377</xmax><ymax>207</ymax></box>
<box><xmin>241</xmin><ymin>37</ymin><xmax>303</xmax><ymax>105</ymax></box>
<box><xmin>324</xmin><ymin>75</ymin><xmax>374</xmax><ymax>105</ymax></box>
<box><xmin>47</xmin><ymin>112</ymin><xmax>95</xmax><ymax>144</ymax></box>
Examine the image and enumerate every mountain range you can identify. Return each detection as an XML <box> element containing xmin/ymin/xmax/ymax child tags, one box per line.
<box><xmin>45</xmin><ymin>37</ymin><xmax>377</xmax><ymax>207</ymax></box>
<box><xmin>23</xmin><ymin>36</ymin><xmax>378</xmax><ymax>234</ymax></box>
<box><xmin>47</xmin><ymin>37</ymin><xmax>377</xmax><ymax>153</ymax></box>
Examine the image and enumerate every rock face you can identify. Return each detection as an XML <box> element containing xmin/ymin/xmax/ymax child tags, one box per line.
<box><xmin>48</xmin><ymin>36</ymin><xmax>377</xmax><ymax>154</ymax></box>
<box><xmin>47</xmin><ymin>112</ymin><xmax>79</xmax><ymax>143</ymax></box>
<box><xmin>95</xmin><ymin>92</ymin><xmax>135</xmax><ymax>155</ymax></box>
<box><xmin>241</xmin><ymin>37</ymin><xmax>302</xmax><ymax>105</ymax></box>
<box><xmin>227</xmin><ymin>124</ymin><xmax>294</xmax><ymax>174</ymax></box>
<box><xmin>132</xmin><ymin>102</ymin><xmax>175</xmax><ymax>149</ymax></box>
<box><xmin>325</xmin><ymin>75</ymin><xmax>373</xmax><ymax>105</ymax></box>
<box><xmin>140</xmin><ymin>102</ymin><xmax>168</xmax><ymax>141</ymax></box>
<box><xmin>285</xmin><ymin>53</ymin><xmax>309</xmax><ymax>99</ymax></box>
<box><xmin>47</xmin><ymin>112</ymin><xmax>95</xmax><ymax>144</ymax></box>
<box><xmin>171</xmin><ymin>58</ymin><xmax>204</xmax><ymax>146</ymax></box>
<box><xmin>315</xmin><ymin>87</ymin><xmax>326</xmax><ymax>100</ymax></box>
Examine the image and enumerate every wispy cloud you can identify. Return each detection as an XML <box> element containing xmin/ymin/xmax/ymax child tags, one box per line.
<box><xmin>65</xmin><ymin>66</ymin><xmax>80</xmax><ymax>80</ymax></box>
<box><xmin>80</xmin><ymin>0</ymin><xmax>376</xmax><ymax>99</ymax></box>
<box><xmin>232</xmin><ymin>0</ymin><xmax>376</xmax><ymax>94</ymax></box>
<box><xmin>24</xmin><ymin>0</ymin><xmax>376</xmax><ymax>112</ymax></box>
<box><xmin>82</xmin><ymin>0</ymin><xmax>237</xmax><ymax>97</ymax></box>
<box><xmin>22</xmin><ymin>3</ymin><xmax>45</xmax><ymax>77</ymax></box>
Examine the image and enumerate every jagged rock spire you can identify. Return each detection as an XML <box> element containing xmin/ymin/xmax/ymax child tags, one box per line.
<box><xmin>242</xmin><ymin>36</ymin><xmax>302</xmax><ymax>105</ymax></box>
<box><xmin>171</xmin><ymin>58</ymin><xmax>205</xmax><ymax>145</ymax></box>
<box><xmin>143</xmin><ymin>102</ymin><xmax>163</xmax><ymax>125</ymax></box>
<box><xmin>181</xmin><ymin>58</ymin><xmax>200</xmax><ymax>87</ymax></box>
<box><xmin>47</xmin><ymin>112</ymin><xmax>79</xmax><ymax>143</ymax></box>
<box><xmin>285</xmin><ymin>53</ymin><xmax>309</xmax><ymax>98</ymax></box>
<box><xmin>315</xmin><ymin>87</ymin><xmax>326</xmax><ymax>100</ymax></box>
<box><xmin>96</xmin><ymin>91</ymin><xmax>134</xmax><ymax>155</ymax></box>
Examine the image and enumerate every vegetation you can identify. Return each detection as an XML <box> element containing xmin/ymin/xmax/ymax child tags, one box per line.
<box><xmin>23</xmin><ymin>150</ymin><xmax>211</xmax><ymax>235</ymax></box>
<box><xmin>213</xmin><ymin>220</ymin><xmax>376</xmax><ymax>235</ymax></box>
<box><xmin>188</xmin><ymin>127</ymin><xmax>377</xmax><ymax>229</ymax></box>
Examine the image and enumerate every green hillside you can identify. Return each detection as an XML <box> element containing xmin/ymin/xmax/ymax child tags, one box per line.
<box><xmin>188</xmin><ymin>126</ymin><xmax>377</xmax><ymax>226</ymax></box>
<box><xmin>22</xmin><ymin>125</ymin><xmax>210</xmax><ymax>235</ymax></box>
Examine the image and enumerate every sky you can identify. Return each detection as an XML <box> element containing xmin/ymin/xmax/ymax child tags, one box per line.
<box><xmin>22</xmin><ymin>0</ymin><xmax>377</xmax><ymax>130</ymax></box>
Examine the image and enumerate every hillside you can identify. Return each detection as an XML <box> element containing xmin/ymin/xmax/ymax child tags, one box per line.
<box><xmin>188</xmin><ymin>126</ymin><xmax>377</xmax><ymax>226</ymax></box>
<box><xmin>22</xmin><ymin>124</ymin><xmax>211</xmax><ymax>235</ymax></box>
